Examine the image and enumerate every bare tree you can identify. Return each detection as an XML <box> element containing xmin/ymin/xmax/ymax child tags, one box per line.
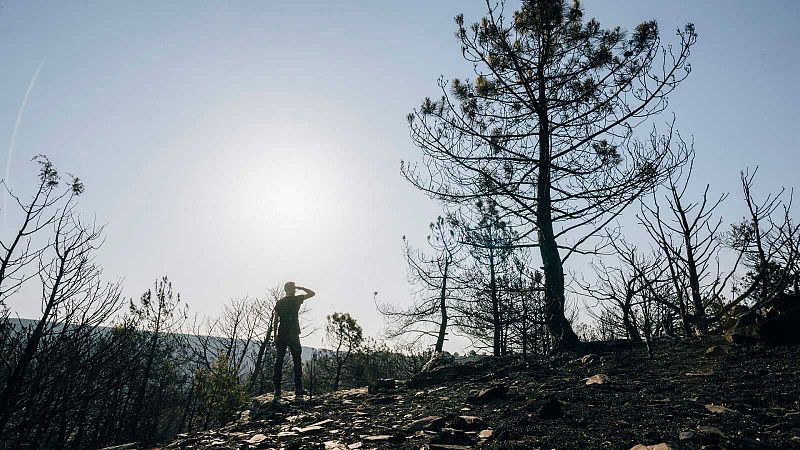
<box><xmin>0</xmin><ymin>160</ymin><xmax>122</xmax><ymax>438</ymax></box>
<box><xmin>581</xmin><ymin>239</ymin><xmax>665</xmax><ymax>342</ymax></box>
<box><xmin>326</xmin><ymin>312</ymin><xmax>363</xmax><ymax>391</ymax></box>
<box><xmin>127</xmin><ymin>276</ymin><xmax>185</xmax><ymax>440</ymax></box>
<box><xmin>403</xmin><ymin>0</ymin><xmax>695</xmax><ymax>347</ymax></box>
<box><xmin>638</xmin><ymin>157</ymin><xmax>730</xmax><ymax>334</ymax></box>
<box><xmin>378</xmin><ymin>216</ymin><xmax>465</xmax><ymax>352</ymax></box>
<box><xmin>728</xmin><ymin>168</ymin><xmax>800</xmax><ymax>308</ymax></box>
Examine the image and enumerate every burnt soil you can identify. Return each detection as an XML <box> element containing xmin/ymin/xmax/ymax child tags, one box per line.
<box><xmin>165</xmin><ymin>337</ymin><xmax>800</xmax><ymax>450</ymax></box>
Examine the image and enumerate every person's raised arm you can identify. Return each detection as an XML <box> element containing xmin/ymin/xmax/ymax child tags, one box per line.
<box><xmin>296</xmin><ymin>285</ymin><xmax>315</xmax><ymax>301</ymax></box>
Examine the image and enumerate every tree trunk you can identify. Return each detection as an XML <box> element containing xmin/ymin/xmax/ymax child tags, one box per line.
<box><xmin>489</xmin><ymin>249</ymin><xmax>501</xmax><ymax>356</ymax></box>
<box><xmin>622</xmin><ymin>305</ymin><xmax>642</xmax><ymax>342</ymax></box>
<box><xmin>435</xmin><ymin>259</ymin><xmax>450</xmax><ymax>353</ymax></box>
<box><xmin>537</xmin><ymin>112</ymin><xmax>580</xmax><ymax>349</ymax></box>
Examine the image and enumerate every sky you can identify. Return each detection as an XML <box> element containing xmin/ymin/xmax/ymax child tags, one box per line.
<box><xmin>1</xmin><ymin>1</ymin><xmax>798</xmax><ymax>351</ymax></box>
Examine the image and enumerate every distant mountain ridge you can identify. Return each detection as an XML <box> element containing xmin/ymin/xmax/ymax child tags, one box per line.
<box><xmin>6</xmin><ymin>317</ymin><xmax>320</xmax><ymax>364</ymax></box>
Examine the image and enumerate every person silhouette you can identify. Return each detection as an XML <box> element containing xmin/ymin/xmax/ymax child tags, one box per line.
<box><xmin>271</xmin><ymin>281</ymin><xmax>315</xmax><ymax>402</ymax></box>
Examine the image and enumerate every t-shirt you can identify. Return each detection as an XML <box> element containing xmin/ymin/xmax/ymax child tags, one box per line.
<box><xmin>275</xmin><ymin>295</ymin><xmax>304</xmax><ymax>337</ymax></box>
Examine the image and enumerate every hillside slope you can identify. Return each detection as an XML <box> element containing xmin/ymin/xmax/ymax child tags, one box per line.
<box><xmin>163</xmin><ymin>337</ymin><xmax>800</xmax><ymax>450</ymax></box>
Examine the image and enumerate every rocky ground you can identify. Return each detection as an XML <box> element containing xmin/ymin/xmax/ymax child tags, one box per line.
<box><xmin>161</xmin><ymin>337</ymin><xmax>800</xmax><ymax>450</ymax></box>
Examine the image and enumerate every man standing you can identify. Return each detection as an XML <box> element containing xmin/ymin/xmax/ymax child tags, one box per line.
<box><xmin>271</xmin><ymin>281</ymin><xmax>315</xmax><ymax>402</ymax></box>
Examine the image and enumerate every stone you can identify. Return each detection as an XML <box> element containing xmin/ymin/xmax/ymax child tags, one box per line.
<box><xmin>704</xmin><ymin>404</ymin><xmax>738</xmax><ymax>415</ymax></box>
<box><xmin>537</xmin><ymin>396</ymin><xmax>564</xmax><ymax>419</ymax></box>
<box><xmin>581</xmin><ymin>354</ymin><xmax>600</xmax><ymax>365</ymax></box>
<box><xmin>685</xmin><ymin>370</ymin><xmax>715</xmax><ymax>377</ymax></box>
<box><xmin>683</xmin><ymin>426</ymin><xmax>724</xmax><ymax>444</ymax></box>
<box><xmin>478</xmin><ymin>429</ymin><xmax>494</xmax><ymax>439</ymax></box>
<box><xmin>292</xmin><ymin>425</ymin><xmax>324</xmax><ymax>435</ymax></box>
<box><xmin>431</xmin><ymin>428</ymin><xmax>473</xmax><ymax>446</ymax></box>
<box><xmin>368</xmin><ymin>378</ymin><xmax>397</xmax><ymax>394</ymax></box>
<box><xmin>468</xmin><ymin>384</ymin><xmax>508</xmax><ymax>403</ymax></box>
<box><xmin>428</xmin><ymin>445</ymin><xmax>473</xmax><ymax>450</ymax></box>
<box><xmin>347</xmin><ymin>443</ymin><xmax>363</xmax><ymax>449</ymax></box>
<box><xmin>324</xmin><ymin>441</ymin><xmax>348</xmax><ymax>450</ymax></box>
<box><xmin>729</xmin><ymin>293</ymin><xmax>800</xmax><ymax>345</ymax></box>
<box><xmin>449</xmin><ymin>415</ymin><xmax>484</xmax><ymax>431</ymax></box>
<box><xmin>368</xmin><ymin>395</ymin><xmax>396</xmax><ymax>405</ymax></box>
<box><xmin>363</xmin><ymin>435</ymin><xmax>392</xmax><ymax>441</ymax></box>
<box><xmin>246</xmin><ymin>433</ymin><xmax>267</xmax><ymax>444</ymax></box>
<box><xmin>99</xmin><ymin>444</ymin><xmax>138</xmax><ymax>450</ymax></box>
<box><xmin>630</xmin><ymin>444</ymin><xmax>674</xmax><ymax>450</ymax></box>
<box><xmin>679</xmin><ymin>431</ymin><xmax>695</xmax><ymax>440</ymax></box>
<box><xmin>407</xmin><ymin>415</ymin><xmax>447</xmax><ymax>431</ymax></box>
<box><xmin>585</xmin><ymin>374</ymin><xmax>612</xmax><ymax>385</ymax></box>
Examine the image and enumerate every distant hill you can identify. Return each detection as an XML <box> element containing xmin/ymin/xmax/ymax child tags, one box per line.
<box><xmin>7</xmin><ymin>317</ymin><xmax>320</xmax><ymax>364</ymax></box>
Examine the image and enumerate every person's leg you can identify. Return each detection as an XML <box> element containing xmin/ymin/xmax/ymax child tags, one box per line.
<box><xmin>273</xmin><ymin>338</ymin><xmax>288</xmax><ymax>398</ymax></box>
<box><xmin>288</xmin><ymin>336</ymin><xmax>304</xmax><ymax>395</ymax></box>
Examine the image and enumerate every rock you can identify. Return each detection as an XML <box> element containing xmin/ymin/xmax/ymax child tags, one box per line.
<box><xmin>246</xmin><ymin>433</ymin><xmax>267</xmax><ymax>444</ymax></box>
<box><xmin>408</xmin><ymin>364</ymin><xmax>483</xmax><ymax>388</ymax></box>
<box><xmin>704</xmin><ymin>404</ymin><xmax>738</xmax><ymax>415</ymax></box>
<box><xmin>428</xmin><ymin>445</ymin><xmax>473</xmax><ymax>450</ymax></box>
<box><xmin>422</xmin><ymin>351</ymin><xmax>456</xmax><ymax>372</ymax></box>
<box><xmin>630</xmin><ymin>444</ymin><xmax>674</xmax><ymax>450</ymax></box>
<box><xmin>347</xmin><ymin>443</ymin><xmax>363</xmax><ymax>449</ymax></box>
<box><xmin>678</xmin><ymin>431</ymin><xmax>695</xmax><ymax>441</ymax></box>
<box><xmin>449</xmin><ymin>415</ymin><xmax>484</xmax><ymax>431</ymax></box>
<box><xmin>308</xmin><ymin>419</ymin><xmax>334</xmax><ymax>427</ymax></box>
<box><xmin>363</xmin><ymin>435</ymin><xmax>392</xmax><ymax>441</ymax></box>
<box><xmin>729</xmin><ymin>293</ymin><xmax>800</xmax><ymax>345</ymax></box>
<box><xmin>685</xmin><ymin>370</ymin><xmax>714</xmax><ymax>377</ymax></box>
<box><xmin>99</xmin><ymin>444</ymin><xmax>138</xmax><ymax>450</ymax></box>
<box><xmin>697</xmin><ymin>426</ymin><xmax>724</xmax><ymax>436</ymax></box>
<box><xmin>679</xmin><ymin>426</ymin><xmax>724</xmax><ymax>445</ymax></box>
<box><xmin>537</xmin><ymin>396</ymin><xmax>564</xmax><ymax>420</ymax></box>
<box><xmin>292</xmin><ymin>425</ymin><xmax>324</xmax><ymax>435</ymax></box>
<box><xmin>368</xmin><ymin>395</ymin><xmax>397</xmax><ymax>405</ymax></box>
<box><xmin>324</xmin><ymin>441</ymin><xmax>348</xmax><ymax>450</ymax></box>
<box><xmin>581</xmin><ymin>354</ymin><xmax>600</xmax><ymax>365</ymax></box>
<box><xmin>431</xmin><ymin>428</ymin><xmax>473</xmax><ymax>445</ymax></box>
<box><xmin>478</xmin><ymin>429</ymin><xmax>494</xmax><ymax>439</ymax></box>
<box><xmin>791</xmin><ymin>436</ymin><xmax>800</xmax><ymax>447</ymax></box>
<box><xmin>585</xmin><ymin>374</ymin><xmax>612</xmax><ymax>385</ymax></box>
<box><xmin>407</xmin><ymin>415</ymin><xmax>447</xmax><ymax>431</ymax></box>
<box><xmin>468</xmin><ymin>384</ymin><xmax>508</xmax><ymax>403</ymax></box>
<box><xmin>369</xmin><ymin>378</ymin><xmax>397</xmax><ymax>393</ymax></box>
<box><xmin>705</xmin><ymin>346</ymin><xmax>726</xmax><ymax>357</ymax></box>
